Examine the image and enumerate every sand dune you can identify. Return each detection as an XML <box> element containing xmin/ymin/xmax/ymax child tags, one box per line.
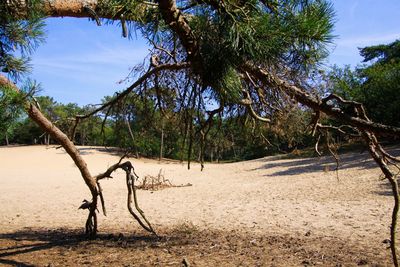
<box><xmin>0</xmin><ymin>145</ymin><xmax>397</xmax><ymax>265</ymax></box>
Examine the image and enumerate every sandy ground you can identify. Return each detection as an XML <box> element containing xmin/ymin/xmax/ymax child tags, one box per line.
<box><xmin>0</xmin><ymin>145</ymin><xmax>398</xmax><ymax>266</ymax></box>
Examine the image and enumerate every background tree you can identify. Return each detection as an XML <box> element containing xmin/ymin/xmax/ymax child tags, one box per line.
<box><xmin>0</xmin><ymin>85</ymin><xmax>23</xmax><ymax>145</ymax></box>
<box><xmin>327</xmin><ymin>39</ymin><xmax>400</xmax><ymax>127</ymax></box>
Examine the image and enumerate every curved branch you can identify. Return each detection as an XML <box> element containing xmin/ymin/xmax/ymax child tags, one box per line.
<box><xmin>1</xmin><ymin>74</ymin><xmax>99</xmax><ymax>237</ymax></box>
<box><xmin>243</xmin><ymin>64</ymin><xmax>400</xmax><ymax>136</ymax></box>
<box><xmin>94</xmin><ymin>159</ymin><xmax>156</xmax><ymax>234</ymax></box>
<box><xmin>69</xmin><ymin>62</ymin><xmax>190</xmax><ymax>139</ymax></box>
<box><xmin>240</xmin><ymin>97</ymin><xmax>271</xmax><ymax>123</ymax></box>
<box><xmin>77</xmin><ymin>62</ymin><xmax>190</xmax><ymax>120</ymax></box>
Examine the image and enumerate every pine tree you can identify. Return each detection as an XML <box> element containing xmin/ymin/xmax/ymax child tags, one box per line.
<box><xmin>1</xmin><ymin>1</ymin><xmax>400</xmax><ymax>264</ymax></box>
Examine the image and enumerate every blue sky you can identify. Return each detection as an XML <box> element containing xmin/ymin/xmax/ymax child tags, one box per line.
<box><xmin>329</xmin><ymin>1</ymin><xmax>400</xmax><ymax>66</ymax></box>
<box><xmin>26</xmin><ymin>0</ymin><xmax>400</xmax><ymax>105</ymax></box>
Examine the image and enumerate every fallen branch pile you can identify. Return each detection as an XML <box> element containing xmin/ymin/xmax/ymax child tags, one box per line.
<box><xmin>136</xmin><ymin>169</ymin><xmax>193</xmax><ymax>191</ymax></box>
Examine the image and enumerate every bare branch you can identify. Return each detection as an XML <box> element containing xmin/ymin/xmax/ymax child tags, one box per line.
<box><xmin>243</xmin><ymin>64</ymin><xmax>400</xmax><ymax>136</ymax></box>
<box><xmin>314</xmin><ymin>134</ymin><xmax>322</xmax><ymax>156</ymax></box>
<box><xmin>77</xmin><ymin>62</ymin><xmax>190</xmax><ymax>120</ymax></box>
<box><xmin>240</xmin><ymin>89</ymin><xmax>271</xmax><ymax>123</ymax></box>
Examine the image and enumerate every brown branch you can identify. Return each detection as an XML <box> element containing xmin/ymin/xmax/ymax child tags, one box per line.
<box><xmin>309</xmin><ymin>111</ymin><xmax>320</xmax><ymax>136</ymax></box>
<box><xmin>243</xmin><ymin>64</ymin><xmax>400</xmax><ymax>136</ymax></box>
<box><xmin>316</xmin><ymin>124</ymin><xmax>360</xmax><ymax>137</ymax></box>
<box><xmin>69</xmin><ymin>62</ymin><xmax>190</xmax><ymax>140</ymax></box>
<box><xmin>0</xmin><ymin>76</ymin><xmax>97</xmax><ymax>195</ymax></box>
<box><xmin>363</xmin><ymin>131</ymin><xmax>399</xmax><ymax>267</ymax></box>
<box><xmin>95</xmin><ymin>156</ymin><xmax>128</xmax><ymax>181</ymax></box>
<box><xmin>240</xmin><ymin>94</ymin><xmax>271</xmax><ymax>123</ymax></box>
<box><xmin>158</xmin><ymin>0</ymin><xmax>200</xmax><ymax>64</ymax></box>
<box><xmin>77</xmin><ymin>62</ymin><xmax>189</xmax><ymax>120</ymax></box>
<box><xmin>94</xmin><ymin>159</ymin><xmax>156</xmax><ymax>234</ymax></box>
<box><xmin>1</xmin><ymin>74</ymin><xmax>99</xmax><ymax>237</ymax></box>
<box><xmin>6</xmin><ymin>0</ymin><xmax>149</xmax><ymax>20</ymax></box>
<box><xmin>97</xmin><ymin>181</ymin><xmax>107</xmax><ymax>216</ymax></box>
<box><xmin>240</xmin><ymin>72</ymin><xmax>271</xmax><ymax>123</ymax></box>
<box><xmin>150</xmin><ymin>40</ymin><xmax>178</xmax><ymax>63</ymax></box>
<box><xmin>314</xmin><ymin>134</ymin><xmax>322</xmax><ymax>156</ymax></box>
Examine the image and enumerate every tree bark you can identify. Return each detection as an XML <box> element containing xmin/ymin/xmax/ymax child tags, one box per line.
<box><xmin>243</xmin><ymin>64</ymin><xmax>400</xmax><ymax>136</ymax></box>
<box><xmin>159</xmin><ymin>120</ymin><xmax>164</xmax><ymax>161</ymax></box>
<box><xmin>9</xmin><ymin>0</ymin><xmax>111</xmax><ymax>19</ymax></box>
<box><xmin>1</xmin><ymin>75</ymin><xmax>99</xmax><ymax>236</ymax></box>
<box><xmin>27</xmin><ymin>103</ymin><xmax>97</xmax><ymax>193</ymax></box>
<box><xmin>5</xmin><ymin>131</ymin><xmax>9</xmax><ymax>146</ymax></box>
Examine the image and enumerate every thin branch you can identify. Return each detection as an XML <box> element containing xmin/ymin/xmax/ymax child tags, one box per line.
<box><xmin>314</xmin><ymin>134</ymin><xmax>322</xmax><ymax>156</ymax></box>
<box><xmin>240</xmin><ymin>90</ymin><xmax>271</xmax><ymax>123</ymax></box>
<box><xmin>77</xmin><ymin>62</ymin><xmax>190</xmax><ymax>120</ymax></box>
<box><xmin>69</xmin><ymin>62</ymin><xmax>190</xmax><ymax>140</ymax></box>
<box><xmin>149</xmin><ymin>40</ymin><xmax>177</xmax><ymax>63</ymax></box>
<box><xmin>243</xmin><ymin>64</ymin><xmax>400</xmax><ymax>136</ymax></box>
<box><xmin>97</xmin><ymin>181</ymin><xmax>107</xmax><ymax>216</ymax></box>
<box><xmin>363</xmin><ymin>130</ymin><xmax>399</xmax><ymax>267</ymax></box>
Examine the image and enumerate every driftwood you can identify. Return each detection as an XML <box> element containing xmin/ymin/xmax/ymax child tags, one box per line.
<box><xmin>136</xmin><ymin>169</ymin><xmax>193</xmax><ymax>191</ymax></box>
<box><xmin>95</xmin><ymin>159</ymin><xmax>157</xmax><ymax>235</ymax></box>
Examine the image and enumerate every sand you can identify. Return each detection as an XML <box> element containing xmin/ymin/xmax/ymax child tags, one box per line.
<box><xmin>0</xmin><ymin>145</ymin><xmax>397</xmax><ymax>266</ymax></box>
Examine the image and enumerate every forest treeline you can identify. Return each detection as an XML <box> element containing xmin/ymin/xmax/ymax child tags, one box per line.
<box><xmin>0</xmin><ymin>92</ymin><xmax>313</xmax><ymax>161</ymax></box>
<box><xmin>1</xmin><ymin>40</ymin><xmax>399</xmax><ymax>161</ymax></box>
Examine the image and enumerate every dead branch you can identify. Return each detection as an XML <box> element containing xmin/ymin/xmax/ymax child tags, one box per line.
<box><xmin>363</xmin><ymin>130</ymin><xmax>399</xmax><ymax>267</ymax></box>
<box><xmin>0</xmin><ymin>75</ymin><xmax>99</xmax><ymax>237</ymax></box>
<box><xmin>69</xmin><ymin>62</ymin><xmax>190</xmax><ymax>139</ymax></box>
<box><xmin>150</xmin><ymin>40</ymin><xmax>178</xmax><ymax>63</ymax></box>
<box><xmin>94</xmin><ymin>160</ymin><xmax>156</xmax><ymax>235</ymax></box>
<box><xmin>314</xmin><ymin>134</ymin><xmax>322</xmax><ymax>156</ymax></box>
<box><xmin>97</xmin><ymin>181</ymin><xmax>107</xmax><ymax>216</ymax></box>
<box><xmin>136</xmin><ymin>169</ymin><xmax>193</xmax><ymax>191</ymax></box>
<box><xmin>125</xmin><ymin>164</ymin><xmax>157</xmax><ymax>235</ymax></box>
<box><xmin>245</xmin><ymin>64</ymin><xmax>400</xmax><ymax>136</ymax></box>
<box><xmin>240</xmin><ymin>91</ymin><xmax>271</xmax><ymax>123</ymax></box>
<box><xmin>1</xmin><ymin>75</ymin><xmax>157</xmax><ymax>237</ymax></box>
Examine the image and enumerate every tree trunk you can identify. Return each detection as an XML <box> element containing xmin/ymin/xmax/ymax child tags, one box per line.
<box><xmin>159</xmin><ymin>121</ymin><xmax>164</xmax><ymax>161</ymax></box>
<box><xmin>46</xmin><ymin>134</ymin><xmax>51</xmax><ymax>146</ymax></box>
<box><xmin>217</xmin><ymin>145</ymin><xmax>221</xmax><ymax>163</ymax></box>
<box><xmin>5</xmin><ymin>131</ymin><xmax>9</xmax><ymax>146</ymax></box>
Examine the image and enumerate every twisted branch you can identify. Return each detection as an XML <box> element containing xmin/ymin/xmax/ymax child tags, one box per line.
<box><xmin>95</xmin><ymin>160</ymin><xmax>156</xmax><ymax>235</ymax></box>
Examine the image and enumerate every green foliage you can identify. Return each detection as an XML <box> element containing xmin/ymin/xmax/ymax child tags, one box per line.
<box><xmin>360</xmin><ymin>39</ymin><xmax>400</xmax><ymax>63</ymax></box>
<box><xmin>326</xmin><ymin>39</ymin><xmax>400</xmax><ymax>127</ymax></box>
<box><xmin>97</xmin><ymin>0</ymin><xmax>159</xmax><ymax>39</ymax></box>
<box><xmin>358</xmin><ymin>61</ymin><xmax>400</xmax><ymax>126</ymax></box>
<box><xmin>0</xmin><ymin>0</ymin><xmax>45</xmax><ymax>80</ymax></box>
<box><xmin>0</xmin><ymin>84</ymin><xmax>23</xmax><ymax>143</ymax></box>
<box><xmin>0</xmin><ymin>0</ymin><xmax>335</xmax><ymax>160</ymax></box>
<box><xmin>326</xmin><ymin>65</ymin><xmax>361</xmax><ymax>100</ymax></box>
<box><xmin>191</xmin><ymin>0</ymin><xmax>334</xmax><ymax>89</ymax></box>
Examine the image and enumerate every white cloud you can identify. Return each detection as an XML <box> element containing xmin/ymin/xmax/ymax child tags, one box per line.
<box><xmin>336</xmin><ymin>32</ymin><xmax>400</xmax><ymax>48</ymax></box>
<box><xmin>349</xmin><ymin>1</ymin><xmax>359</xmax><ymax>20</ymax></box>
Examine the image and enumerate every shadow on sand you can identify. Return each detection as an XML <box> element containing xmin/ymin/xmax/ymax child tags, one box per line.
<box><xmin>54</xmin><ymin>146</ymin><xmax>130</xmax><ymax>157</ymax></box>
<box><xmin>250</xmin><ymin>146</ymin><xmax>400</xmax><ymax>177</ymax></box>
<box><xmin>0</xmin><ymin>227</ymin><xmax>193</xmax><ymax>266</ymax></box>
